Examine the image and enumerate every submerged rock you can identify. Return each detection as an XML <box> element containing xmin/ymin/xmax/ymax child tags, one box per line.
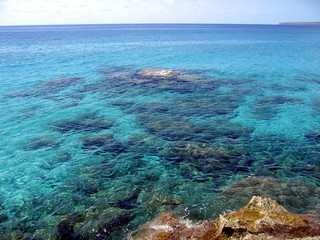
<box><xmin>40</xmin><ymin>151</ymin><xmax>72</xmax><ymax>169</ymax></box>
<box><xmin>6</xmin><ymin>76</ymin><xmax>85</xmax><ymax>99</ymax></box>
<box><xmin>216</xmin><ymin>176</ymin><xmax>320</xmax><ymax>214</ymax></box>
<box><xmin>51</xmin><ymin>113</ymin><xmax>115</xmax><ymax>134</ymax></box>
<box><xmin>130</xmin><ymin>196</ymin><xmax>320</xmax><ymax>240</ymax></box>
<box><xmin>23</xmin><ymin>135</ymin><xmax>60</xmax><ymax>151</ymax></box>
<box><xmin>56</xmin><ymin>207</ymin><xmax>134</xmax><ymax>240</ymax></box>
<box><xmin>130</xmin><ymin>68</ymin><xmax>180</xmax><ymax>84</ymax></box>
<box><xmin>132</xmin><ymin>102</ymin><xmax>169</xmax><ymax>114</ymax></box>
<box><xmin>139</xmin><ymin>114</ymin><xmax>200</xmax><ymax>141</ymax></box>
<box><xmin>251</xmin><ymin>95</ymin><xmax>302</xmax><ymax>120</ymax></box>
<box><xmin>255</xmin><ymin>95</ymin><xmax>302</xmax><ymax>105</ymax></box>
<box><xmin>198</xmin><ymin>119</ymin><xmax>255</xmax><ymax>140</ymax></box>
<box><xmin>164</xmin><ymin>141</ymin><xmax>254</xmax><ymax>174</ymax></box>
<box><xmin>109</xmin><ymin>100</ymin><xmax>135</xmax><ymax>111</ymax></box>
<box><xmin>81</xmin><ymin>133</ymin><xmax>126</xmax><ymax>155</ymax></box>
<box><xmin>171</xmin><ymin>96</ymin><xmax>238</xmax><ymax>117</ymax></box>
<box><xmin>250</xmin><ymin>103</ymin><xmax>280</xmax><ymax>120</ymax></box>
<box><xmin>140</xmin><ymin>193</ymin><xmax>184</xmax><ymax>217</ymax></box>
<box><xmin>131</xmin><ymin>67</ymin><xmax>203</xmax><ymax>85</ymax></box>
<box><xmin>126</xmin><ymin>133</ymin><xmax>162</xmax><ymax>155</ymax></box>
<box><xmin>138</xmin><ymin>68</ymin><xmax>178</xmax><ymax>78</ymax></box>
<box><xmin>34</xmin><ymin>76</ymin><xmax>85</xmax><ymax>95</ymax></box>
<box><xmin>305</xmin><ymin>131</ymin><xmax>320</xmax><ymax>141</ymax></box>
<box><xmin>110</xmin><ymin>189</ymin><xmax>141</xmax><ymax>209</ymax></box>
<box><xmin>312</xmin><ymin>98</ymin><xmax>320</xmax><ymax>116</ymax></box>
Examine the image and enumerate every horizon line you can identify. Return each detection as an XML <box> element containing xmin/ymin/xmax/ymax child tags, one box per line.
<box><xmin>0</xmin><ymin>22</ymin><xmax>283</xmax><ymax>27</ymax></box>
<box><xmin>1</xmin><ymin>21</ymin><xmax>319</xmax><ymax>27</ymax></box>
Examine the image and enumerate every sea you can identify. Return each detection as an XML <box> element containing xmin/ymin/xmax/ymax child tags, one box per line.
<box><xmin>0</xmin><ymin>24</ymin><xmax>320</xmax><ymax>239</ymax></box>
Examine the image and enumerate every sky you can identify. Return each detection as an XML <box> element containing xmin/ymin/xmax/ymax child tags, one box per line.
<box><xmin>0</xmin><ymin>0</ymin><xmax>319</xmax><ymax>26</ymax></box>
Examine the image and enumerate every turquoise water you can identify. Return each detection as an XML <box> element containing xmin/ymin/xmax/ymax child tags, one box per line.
<box><xmin>0</xmin><ymin>24</ymin><xmax>320</xmax><ymax>239</ymax></box>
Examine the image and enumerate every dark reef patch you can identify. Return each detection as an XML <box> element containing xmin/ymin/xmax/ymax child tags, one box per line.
<box><xmin>130</xmin><ymin>101</ymin><xmax>169</xmax><ymax>114</ymax></box>
<box><xmin>109</xmin><ymin>100</ymin><xmax>135</xmax><ymax>111</ymax></box>
<box><xmin>305</xmin><ymin>130</ymin><xmax>320</xmax><ymax>141</ymax></box>
<box><xmin>170</xmin><ymin>96</ymin><xmax>239</xmax><ymax>117</ymax></box>
<box><xmin>213</xmin><ymin>176</ymin><xmax>320</xmax><ymax>216</ymax></box>
<box><xmin>81</xmin><ymin>133</ymin><xmax>126</xmax><ymax>155</ymax></box>
<box><xmin>270</xmin><ymin>83</ymin><xmax>306</xmax><ymax>92</ymax></box>
<box><xmin>126</xmin><ymin>133</ymin><xmax>164</xmax><ymax>156</ymax></box>
<box><xmin>250</xmin><ymin>103</ymin><xmax>280</xmax><ymax>120</ymax></box>
<box><xmin>295</xmin><ymin>77</ymin><xmax>320</xmax><ymax>85</ymax></box>
<box><xmin>51</xmin><ymin>112</ymin><xmax>115</xmax><ymax>134</ymax></box>
<box><xmin>23</xmin><ymin>135</ymin><xmax>60</xmax><ymax>151</ymax></box>
<box><xmin>40</xmin><ymin>151</ymin><xmax>71</xmax><ymax>170</ymax></box>
<box><xmin>6</xmin><ymin>76</ymin><xmax>85</xmax><ymax>99</ymax></box>
<box><xmin>138</xmin><ymin>114</ymin><xmax>201</xmax><ymax>141</ymax></box>
<box><xmin>255</xmin><ymin>95</ymin><xmax>302</xmax><ymax>105</ymax></box>
<box><xmin>198</xmin><ymin>119</ymin><xmax>255</xmax><ymax>140</ymax></box>
<box><xmin>110</xmin><ymin>189</ymin><xmax>141</xmax><ymax>209</ymax></box>
<box><xmin>34</xmin><ymin>77</ymin><xmax>85</xmax><ymax>95</ymax></box>
<box><xmin>56</xmin><ymin>206</ymin><xmax>134</xmax><ymax>240</ymax></box>
<box><xmin>312</xmin><ymin>98</ymin><xmax>320</xmax><ymax>116</ymax></box>
<box><xmin>163</xmin><ymin>141</ymin><xmax>254</xmax><ymax>175</ymax></box>
<box><xmin>251</xmin><ymin>95</ymin><xmax>302</xmax><ymax>120</ymax></box>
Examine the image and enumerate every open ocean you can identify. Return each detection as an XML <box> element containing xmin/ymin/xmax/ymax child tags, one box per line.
<box><xmin>0</xmin><ymin>24</ymin><xmax>320</xmax><ymax>239</ymax></box>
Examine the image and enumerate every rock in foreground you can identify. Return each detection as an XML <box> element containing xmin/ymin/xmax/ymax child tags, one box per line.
<box><xmin>129</xmin><ymin>196</ymin><xmax>320</xmax><ymax>240</ymax></box>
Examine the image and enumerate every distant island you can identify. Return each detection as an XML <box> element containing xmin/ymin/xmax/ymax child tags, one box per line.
<box><xmin>279</xmin><ymin>22</ymin><xmax>320</xmax><ymax>25</ymax></box>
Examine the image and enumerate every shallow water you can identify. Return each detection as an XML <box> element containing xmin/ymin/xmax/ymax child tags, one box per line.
<box><xmin>0</xmin><ymin>24</ymin><xmax>320</xmax><ymax>239</ymax></box>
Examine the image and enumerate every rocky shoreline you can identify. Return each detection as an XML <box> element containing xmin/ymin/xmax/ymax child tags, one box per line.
<box><xmin>129</xmin><ymin>196</ymin><xmax>320</xmax><ymax>240</ymax></box>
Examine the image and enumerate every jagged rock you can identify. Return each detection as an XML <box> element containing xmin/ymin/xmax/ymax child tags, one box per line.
<box><xmin>129</xmin><ymin>196</ymin><xmax>320</xmax><ymax>240</ymax></box>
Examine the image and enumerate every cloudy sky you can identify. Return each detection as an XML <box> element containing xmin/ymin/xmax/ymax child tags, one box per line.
<box><xmin>0</xmin><ymin>0</ymin><xmax>319</xmax><ymax>25</ymax></box>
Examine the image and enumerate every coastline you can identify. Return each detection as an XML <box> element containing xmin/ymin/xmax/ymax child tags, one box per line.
<box><xmin>279</xmin><ymin>22</ymin><xmax>320</xmax><ymax>25</ymax></box>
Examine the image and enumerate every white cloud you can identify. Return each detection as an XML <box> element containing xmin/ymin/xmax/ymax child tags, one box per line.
<box><xmin>164</xmin><ymin>0</ymin><xmax>175</xmax><ymax>6</ymax></box>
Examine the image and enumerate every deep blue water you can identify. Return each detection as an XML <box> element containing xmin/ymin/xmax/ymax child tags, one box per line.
<box><xmin>0</xmin><ymin>24</ymin><xmax>320</xmax><ymax>239</ymax></box>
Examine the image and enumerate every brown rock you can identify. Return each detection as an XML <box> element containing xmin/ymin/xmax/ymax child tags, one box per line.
<box><xmin>129</xmin><ymin>196</ymin><xmax>320</xmax><ymax>240</ymax></box>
